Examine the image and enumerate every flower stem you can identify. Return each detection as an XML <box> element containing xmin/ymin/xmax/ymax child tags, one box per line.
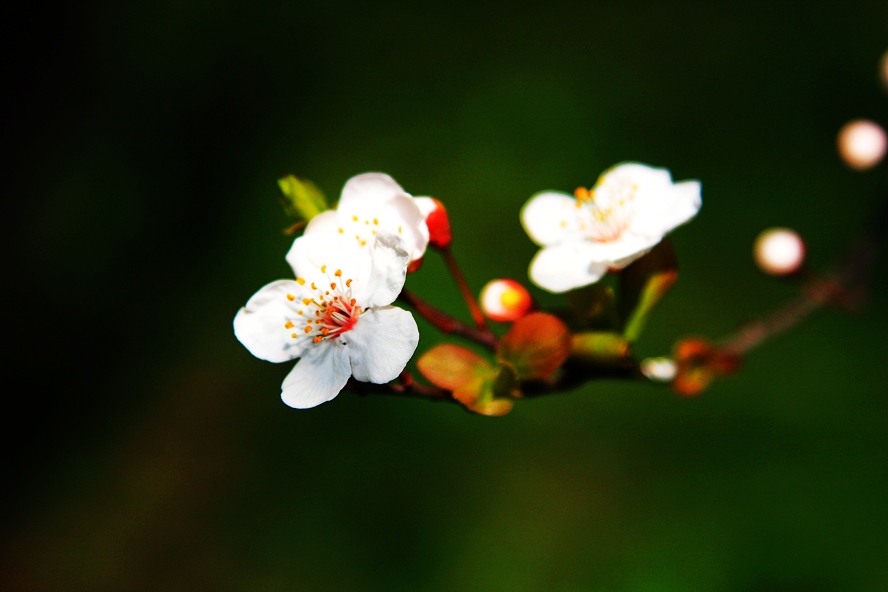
<box><xmin>398</xmin><ymin>289</ymin><xmax>497</xmax><ymax>350</ymax></box>
<box><xmin>440</xmin><ymin>247</ymin><xmax>492</xmax><ymax>333</ymax></box>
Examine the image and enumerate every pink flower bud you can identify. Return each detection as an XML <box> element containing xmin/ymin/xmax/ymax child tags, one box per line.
<box><xmin>480</xmin><ymin>279</ymin><xmax>532</xmax><ymax>322</ymax></box>
<box><xmin>837</xmin><ymin>120</ymin><xmax>886</xmax><ymax>171</ymax></box>
<box><xmin>753</xmin><ymin>227</ymin><xmax>806</xmax><ymax>276</ymax></box>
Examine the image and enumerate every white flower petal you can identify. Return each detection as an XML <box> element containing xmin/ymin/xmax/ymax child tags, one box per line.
<box><xmin>383</xmin><ymin>194</ymin><xmax>429</xmax><ymax>260</ymax></box>
<box><xmin>601</xmin><ymin>162</ymin><xmax>673</xmax><ymax>189</ymax></box>
<box><xmin>303</xmin><ymin>210</ymin><xmax>341</xmax><ymax>237</ymax></box>
<box><xmin>630</xmin><ymin>180</ymin><xmax>702</xmax><ymax>238</ymax></box>
<box><xmin>234</xmin><ymin>280</ymin><xmax>310</xmax><ymax>363</ymax></box>
<box><xmin>280</xmin><ymin>341</ymin><xmax>352</xmax><ymax>408</ymax></box>
<box><xmin>413</xmin><ymin>196</ymin><xmax>436</xmax><ymax>218</ymax></box>
<box><xmin>285</xmin><ymin>233</ymin><xmax>373</xmax><ymax>289</ymax></box>
<box><xmin>528</xmin><ymin>242</ymin><xmax>610</xmax><ymax>293</ymax></box>
<box><xmin>343</xmin><ymin>306</ymin><xmax>419</xmax><ymax>383</ymax></box>
<box><xmin>584</xmin><ymin>233</ymin><xmax>663</xmax><ymax>267</ymax></box>
<box><xmin>520</xmin><ymin>191</ymin><xmax>579</xmax><ymax>246</ymax></box>
<box><xmin>338</xmin><ymin>172</ymin><xmax>405</xmax><ymax>210</ymax></box>
<box><xmin>354</xmin><ymin>232</ymin><xmax>410</xmax><ymax>308</ymax></box>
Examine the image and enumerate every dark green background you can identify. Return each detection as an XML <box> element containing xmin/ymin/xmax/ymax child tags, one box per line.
<box><xmin>4</xmin><ymin>2</ymin><xmax>887</xmax><ymax>590</ymax></box>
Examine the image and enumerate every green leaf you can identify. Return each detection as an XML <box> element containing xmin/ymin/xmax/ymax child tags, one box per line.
<box><xmin>278</xmin><ymin>175</ymin><xmax>328</xmax><ymax>222</ymax></box>
<box><xmin>492</xmin><ymin>361</ymin><xmax>522</xmax><ymax>399</ymax></box>
<box><xmin>457</xmin><ymin>362</ymin><xmax>519</xmax><ymax>417</ymax></box>
<box><xmin>565</xmin><ymin>283</ymin><xmax>619</xmax><ymax>330</ymax></box>
<box><xmin>497</xmin><ymin>312</ymin><xmax>571</xmax><ymax>381</ymax></box>
<box><xmin>619</xmin><ymin>239</ymin><xmax>679</xmax><ymax>342</ymax></box>
<box><xmin>416</xmin><ymin>344</ymin><xmax>491</xmax><ymax>391</ymax></box>
<box><xmin>571</xmin><ymin>332</ymin><xmax>632</xmax><ymax>365</ymax></box>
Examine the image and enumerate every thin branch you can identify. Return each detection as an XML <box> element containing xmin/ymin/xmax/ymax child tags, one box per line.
<box><xmin>717</xmin><ymin>187</ymin><xmax>887</xmax><ymax>355</ymax></box>
<box><xmin>348</xmin><ymin>372</ymin><xmax>458</xmax><ymax>404</ymax></box>
<box><xmin>397</xmin><ymin>289</ymin><xmax>498</xmax><ymax>350</ymax></box>
<box><xmin>440</xmin><ymin>247</ymin><xmax>494</xmax><ymax>335</ymax></box>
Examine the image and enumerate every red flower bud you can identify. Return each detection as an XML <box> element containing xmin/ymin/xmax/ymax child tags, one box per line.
<box><xmin>421</xmin><ymin>197</ymin><xmax>452</xmax><ymax>249</ymax></box>
<box><xmin>480</xmin><ymin>279</ymin><xmax>533</xmax><ymax>322</ymax></box>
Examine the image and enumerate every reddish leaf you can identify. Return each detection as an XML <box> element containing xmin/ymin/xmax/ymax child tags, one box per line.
<box><xmin>417</xmin><ymin>344</ymin><xmax>491</xmax><ymax>391</ymax></box>
<box><xmin>497</xmin><ymin>312</ymin><xmax>571</xmax><ymax>380</ymax></box>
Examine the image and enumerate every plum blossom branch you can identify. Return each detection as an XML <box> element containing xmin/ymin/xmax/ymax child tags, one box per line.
<box><xmin>717</xmin><ymin>187</ymin><xmax>887</xmax><ymax>356</ymax></box>
<box><xmin>396</xmin><ymin>289</ymin><xmax>497</xmax><ymax>350</ymax></box>
<box><xmin>440</xmin><ymin>247</ymin><xmax>494</xmax><ymax>335</ymax></box>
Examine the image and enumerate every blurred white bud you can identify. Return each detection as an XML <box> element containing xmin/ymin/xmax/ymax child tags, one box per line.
<box><xmin>480</xmin><ymin>279</ymin><xmax>532</xmax><ymax>322</ymax></box>
<box><xmin>753</xmin><ymin>227</ymin><xmax>805</xmax><ymax>276</ymax></box>
<box><xmin>837</xmin><ymin>120</ymin><xmax>886</xmax><ymax>171</ymax></box>
<box><xmin>640</xmin><ymin>357</ymin><xmax>678</xmax><ymax>383</ymax></box>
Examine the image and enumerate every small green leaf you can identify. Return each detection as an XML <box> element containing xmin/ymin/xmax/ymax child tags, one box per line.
<box><xmin>416</xmin><ymin>344</ymin><xmax>491</xmax><ymax>391</ymax></box>
<box><xmin>492</xmin><ymin>361</ymin><xmax>522</xmax><ymax>399</ymax></box>
<box><xmin>571</xmin><ymin>332</ymin><xmax>632</xmax><ymax>365</ymax></box>
<box><xmin>566</xmin><ymin>283</ymin><xmax>619</xmax><ymax>330</ymax></box>
<box><xmin>278</xmin><ymin>175</ymin><xmax>328</xmax><ymax>222</ymax></box>
<box><xmin>497</xmin><ymin>312</ymin><xmax>571</xmax><ymax>381</ymax></box>
<box><xmin>619</xmin><ymin>239</ymin><xmax>679</xmax><ymax>342</ymax></box>
<box><xmin>455</xmin><ymin>362</ymin><xmax>519</xmax><ymax>417</ymax></box>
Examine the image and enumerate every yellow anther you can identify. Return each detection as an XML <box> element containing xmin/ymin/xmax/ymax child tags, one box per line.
<box><xmin>346</xmin><ymin>279</ymin><xmax>353</xmax><ymax>287</ymax></box>
<box><xmin>353</xmin><ymin>215</ymin><xmax>358</xmax><ymax>222</ymax></box>
<box><xmin>285</xmin><ymin>321</ymin><xmax>294</xmax><ymax>329</ymax></box>
<box><xmin>330</xmin><ymin>282</ymin><xmax>337</xmax><ymax>290</ymax></box>
<box><xmin>398</xmin><ymin>226</ymin><xmax>402</xmax><ymax>233</ymax></box>
<box><xmin>335</xmin><ymin>269</ymin><xmax>342</xmax><ymax>277</ymax></box>
<box><xmin>338</xmin><ymin>227</ymin><xmax>344</xmax><ymax>234</ymax></box>
<box><xmin>325</xmin><ymin>290</ymin><xmax>330</xmax><ymax>295</ymax></box>
<box><xmin>574</xmin><ymin>200</ymin><xmax>583</xmax><ymax>209</ymax></box>
<box><xmin>321</xmin><ymin>265</ymin><xmax>327</xmax><ymax>273</ymax></box>
<box><xmin>373</xmin><ymin>218</ymin><xmax>379</xmax><ymax>225</ymax></box>
<box><xmin>302</xmin><ymin>298</ymin><xmax>312</xmax><ymax>305</ymax></box>
<box><xmin>574</xmin><ymin>187</ymin><xmax>590</xmax><ymax>201</ymax></box>
<box><xmin>296</xmin><ymin>278</ymin><xmax>305</xmax><ymax>285</ymax></box>
<box><xmin>287</xmin><ymin>294</ymin><xmax>295</xmax><ymax>301</ymax></box>
<box><xmin>311</xmin><ymin>282</ymin><xmax>317</xmax><ymax>290</ymax></box>
<box><xmin>297</xmin><ymin>311</ymin><xmax>303</xmax><ymax>315</ymax></box>
<box><xmin>365</xmin><ymin>220</ymin><xmax>369</xmax><ymax>225</ymax></box>
<box><xmin>560</xmin><ymin>220</ymin><xmax>567</xmax><ymax>227</ymax></box>
<box><xmin>372</xmin><ymin>230</ymin><xmax>376</xmax><ymax>235</ymax></box>
<box><xmin>304</xmin><ymin>326</ymin><xmax>312</xmax><ymax>333</ymax></box>
<box><xmin>360</xmin><ymin>240</ymin><xmax>366</xmax><ymax>246</ymax></box>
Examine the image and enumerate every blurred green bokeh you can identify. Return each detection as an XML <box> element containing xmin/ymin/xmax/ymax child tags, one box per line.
<box><xmin>4</xmin><ymin>2</ymin><xmax>887</xmax><ymax>591</ymax></box>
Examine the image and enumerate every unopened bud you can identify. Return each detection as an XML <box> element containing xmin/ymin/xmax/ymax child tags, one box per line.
<box><xmin>416</xmin><ymin>197</ymin><xmax>452</xmax><ymax>249</ymax></box>
<box><xmin>837</xmin><ymin>120</ymin><xmax>886</xmax><ymax>171</ymax></box>
<box><xmin>753</xmin><ymin>227</ymin><xmax>805</xmax><ymax>276</ymax></box>
<box><xmin>407</xmin><ymin>257</ymin><xmax>424</xmax><ymax>274</ymax></box>
<box><xmin>480</xmin><ymin>279</ymin><xmax>532</xmax><ymax>322</ymax></box>
<box><xmin>640</xmin><ymin>357</ymin><xmax>677</xmax><ymax>383</ymax></box>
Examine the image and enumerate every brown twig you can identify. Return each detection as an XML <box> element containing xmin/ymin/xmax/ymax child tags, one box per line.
<box><xmin>440</xmin><ymin>247</ymin><xmax>493</xmax><ymax>334</ymax></box>
<box><xmin>348</xmin><ymin>372</ymin><xmax>457</xmax><ymax>403</ymax></box>
<box><xmin>717</xmin><ymin>187</ymin><xmax>887</xmax><ymax>356</ymax></box>
<box><xmin>397</xmin><ymin>288</ymin><xmax>498</xmax><ymax>350</ymax></box>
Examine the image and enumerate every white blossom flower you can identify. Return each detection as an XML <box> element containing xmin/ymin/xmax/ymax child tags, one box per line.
<box><xmin>234</xmin><ymin>232</ymin><xmax>419</xmax><ymax>408</ymax></box>
<box><xmin>303</xmin><ymin>172</ymin><xmax>430</xmax><ymax>264</ymax></box>
<box><xmin>521</xmin><ymin>162</ymin><xmax>701</xmax><ymax>293</ymax></box>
